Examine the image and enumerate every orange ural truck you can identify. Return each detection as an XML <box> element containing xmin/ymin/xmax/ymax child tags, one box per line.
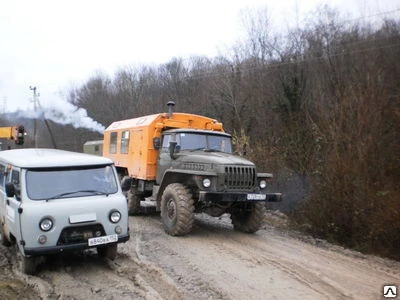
<box><xmin>103</xmin><ymin>102</ymin><xmax>281</xmax><ymax>236</ymax></box>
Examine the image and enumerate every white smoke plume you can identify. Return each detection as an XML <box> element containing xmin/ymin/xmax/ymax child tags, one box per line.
<box><xmin>16</xmin><ymin>101</ymin><xmax>105</xmax><ymax>134</ymax></box>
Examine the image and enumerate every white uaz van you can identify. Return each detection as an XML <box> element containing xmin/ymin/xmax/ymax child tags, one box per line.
<box><xmin>0</xmin><ymin>149</ymin><xmax>130</xmax><ymax>274</ymax></box>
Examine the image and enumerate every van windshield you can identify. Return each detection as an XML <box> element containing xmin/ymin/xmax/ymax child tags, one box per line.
<box><xmin>26</xmin><ymin>165</ymin><xmax>118</xmax><ymax>200</ymax></box>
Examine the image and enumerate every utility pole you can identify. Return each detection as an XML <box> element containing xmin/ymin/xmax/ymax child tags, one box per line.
<box><xmin>29</xmin><ymin>86</ymin><xmax>38</xmax><ymax>148</ymax></box>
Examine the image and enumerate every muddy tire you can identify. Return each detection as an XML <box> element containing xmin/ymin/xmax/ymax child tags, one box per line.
<box><xmin>17</xmin><ymin>248</ymin><xmax>36</xmax><ymax>275</ymax></box>
<box><xmin>97</xmin><ymin>244</ymin><xmax>117</xmax><ymax>260</ymax></box>
<box><xmin>160</xmin><ymin>183</ymin><xmax>195</xmax><ymax>236</ymax></box>
<box><xmin>127</xmin><ymin>189</ymin><xmax>142</xmax><ymax>215</ymax></box>
<box><xmin>0</xmin><ymin>224</ymin><xmax>11</xmax><ymax>247</ymax></box>
<box><xmin>230</xmin><ymin>202</ymin><xmax>266</xmax><ymax>233</ymax></box>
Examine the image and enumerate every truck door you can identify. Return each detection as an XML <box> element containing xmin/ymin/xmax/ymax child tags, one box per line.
<box><xmin>157</xmin><ymin>134</ymin><xmax>174</xmax><ymax>183</ymax></box>
<box><xmin>4</xmin><ymin>167</ymin><xmax>23</xmax><ymax>246</ymax></box>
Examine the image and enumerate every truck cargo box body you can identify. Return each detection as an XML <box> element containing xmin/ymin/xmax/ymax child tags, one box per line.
<box><xmin>103</xmin><ymin>112</ymin><xmax>223</xmax><ymax>181</ymax></box>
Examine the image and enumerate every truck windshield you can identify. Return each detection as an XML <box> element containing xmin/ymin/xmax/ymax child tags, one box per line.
<box><xmin>26</xmin><ymin>165</ymin><xmax>118</xmax><ymax>200</ymax></box>
<box><xmin>177</xmin><ymin>133</ymin><xmax>232</xmax><ymax>153</ymax></box>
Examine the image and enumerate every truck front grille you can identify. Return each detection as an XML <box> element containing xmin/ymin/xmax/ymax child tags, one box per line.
<box><xmin>57</xmin><ymin>224</ymin><xmax>105</xmax><ymax>245</ymax></box>
<box><xmin>224</xmin><ymin>166</ymin><xmax>256</xmax><ymax>190</ymax></box>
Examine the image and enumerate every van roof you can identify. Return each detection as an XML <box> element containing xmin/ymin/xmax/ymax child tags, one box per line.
<box><xmin>0</xmin><ymin>148</ymin><xmax>112</xmax><ymax>168</ymax></box>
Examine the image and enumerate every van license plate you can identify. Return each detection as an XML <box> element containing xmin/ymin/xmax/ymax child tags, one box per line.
<box><xmin>88</xmin><ymin>234</ymin><xmax>118</xmax><ymax>246</ymax></box>
<box><xmin>247</xmin><ymin>194</ymin><xmax>266</xmax><ymax>200</ymax></box>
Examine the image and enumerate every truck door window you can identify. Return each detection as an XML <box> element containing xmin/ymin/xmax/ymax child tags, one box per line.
<box><xmin>110</xmin><ymin>132</ymin><xmax>118</xmax><ymax>154</ymax></box>
<box><xmin>161</xmin><ymin>134</ymin><xmax>171</xmax><ymax>153</ymax></box>
<box><xmin>120</xmin><ymin>130</ymin><xmax>130</xmax><ymax>154</ymax></box>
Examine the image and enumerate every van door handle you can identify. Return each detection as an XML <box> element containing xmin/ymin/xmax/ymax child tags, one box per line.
<box><xmin>6</xmin><ymin>199</ymin><xmax>9</xmax><ymax>205</ymax></box>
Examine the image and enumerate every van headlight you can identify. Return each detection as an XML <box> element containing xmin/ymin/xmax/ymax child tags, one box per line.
<box><xmin>202</xmin><ymin>178</ymin><xmax>211</xmax><ymax>188</ymax></box>
<box><xmin>109</xmin><ymin>210</ymin><xmax>121</xmax><ymax>223</ymax></box>
<box><xmin>39</xmin><ymin>218</ymin><xmax>53</xmax><ymax>232</ymax></box>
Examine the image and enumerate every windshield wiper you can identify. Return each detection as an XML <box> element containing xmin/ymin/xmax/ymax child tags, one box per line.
<box><xmin>44</xmin><ymin>190</ymin><xmax>109</xmax><ymax>201</ymax></box>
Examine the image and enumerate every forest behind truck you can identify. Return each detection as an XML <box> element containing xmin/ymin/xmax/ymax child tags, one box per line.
<box><xmin>1</xmin><ymin>6</ymin><xmax>399</xmax><ymax>260</ymax></box>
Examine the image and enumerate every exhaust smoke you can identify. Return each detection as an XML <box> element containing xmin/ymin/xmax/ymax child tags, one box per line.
<box><xmin>15</xmin><ymin>101</ymin><xmax>105</xmax><ymax>134</ymax></box>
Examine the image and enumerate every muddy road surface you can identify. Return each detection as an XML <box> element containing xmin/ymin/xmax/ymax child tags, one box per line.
<box><xmin>0</xmin><ymin>213</ymin><xmax>399</xmax><ymax>299</ymax></box>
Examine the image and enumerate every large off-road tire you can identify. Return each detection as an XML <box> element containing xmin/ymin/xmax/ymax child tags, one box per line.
<box><xmin>160</xmin><ymin>183</ymin><xmax>195</xmax><ymax>236</ymax></box>
<box><xmin>230</xmin><ymin>202</ymin><xmax>266</xmax><ymax>233</ymax></box>
<box><xmin>97</xmin><ymin>244</ymin><xmax>117</xmax><ymax>260</ymax></box>
<box><xmin>0</xmin><ymin>224</ymin><xmax>11</xmax><ymax>247</ymax></box>
<box><xmin>127</xmin><ymin>189</ymin><xmax>142</xmax><ymax>215</ymax></box>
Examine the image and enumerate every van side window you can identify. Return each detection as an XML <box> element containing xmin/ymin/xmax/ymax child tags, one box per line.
<box><xmin>120</xmin><ymin>130</ymin><xmax>130</xmax><ymax>154</ymax></box>
<box><xmin>11</xmin><ymin>170</ymin><xmax>20</xmax><ymax>185</ymax></box>
<box><xmin>110</xmin><ymin>132</ymin><xmax>118</xmax><ymax>154</ymax></box>
<box><xmin>0</xmin><ymin>164</ymin><xmax>6</xmax><ymax>188</ymax></box>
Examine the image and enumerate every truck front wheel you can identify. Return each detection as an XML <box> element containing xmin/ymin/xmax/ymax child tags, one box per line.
<box><xmin>230</xmin><ymin>202</ymin><xmax>266</xmax><ymax>233</ymax></box>
<box><xmin>161</xmin><ymin>183</ymin><xmax>195</xmax><ymax>236</ymax></box>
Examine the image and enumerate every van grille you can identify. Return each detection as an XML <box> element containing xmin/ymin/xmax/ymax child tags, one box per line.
<box><xmin>57</xmin><ymin>224</ymin><xmax>105</xmax><ymax>245</ymax></box>
<box><xmin>224</xmin><ymin>166</ymin><xmax>256</xmax><ymax>190</ymax></box>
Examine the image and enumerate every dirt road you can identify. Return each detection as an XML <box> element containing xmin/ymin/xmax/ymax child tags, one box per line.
<box><xmin>0</xmin><ymin>213</ymin><xmax>399</xmax><ymax>299</ymax></box>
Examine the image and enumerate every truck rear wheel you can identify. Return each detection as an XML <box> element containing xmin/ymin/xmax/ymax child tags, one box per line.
<box><xmin>161</xmin><ymin>183</ymin><xmax>194</xmax><ymax>236</ymax></box>
<box><xmin>127</xmin><ymin>189</ymin><xmax>142</xmax><ymax>215</ymax></box>
<box><xmin>230</xmin><ymin>202</ymin><xmax>266</xmax><ymax>233</ymax></box>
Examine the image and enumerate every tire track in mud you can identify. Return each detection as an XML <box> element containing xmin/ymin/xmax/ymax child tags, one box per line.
<box><xmin>133</xmin><ymin>213</ymin><xmax>399</xmax><ymax>300</ymax></box>
<box><xmin>194</xmin><ymin>215</ymin><xmax>400</xmax><ymax>300</ymax></box>
<box><xmin>2</xmin><ymin>237</ymin><xmax>183</xmax><ymax>299</ymax></box>
<box><xmin>129</xmin><ymin>215</ymin><xmax>232</xmax><ymax>300</ymax></box>
<box><xmin>198</xmin><ymin>231</ymin><xmax>352</xmax><ymax>299</ymax></box>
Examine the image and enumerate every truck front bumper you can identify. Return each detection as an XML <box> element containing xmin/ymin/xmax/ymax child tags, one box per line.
<box><xmin>199</xmin><ymin>191</ymin><xmax>282</xmax><ymax>202</ymax></box>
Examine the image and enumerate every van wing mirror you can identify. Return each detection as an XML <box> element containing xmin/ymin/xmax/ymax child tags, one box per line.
<box><xmin>5</xmin><ymin>182</ymin><xmax>15</xmax><ymax>198</ymax></box>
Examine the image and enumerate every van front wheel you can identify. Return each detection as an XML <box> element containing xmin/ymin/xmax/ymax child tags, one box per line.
<box><xmin>97</xmin><ymin>244</ymin><xmax>117</xmax><ymax>260</ymax></box>
<box><xmin>0</xmin><ymin>224</ymin><xmax>11</xmax><ymax>247</ymax></box>
<box><xmin>17</xmin><ymin>249</ymin><xmax>36</xmax><ymax>275</ymax></box>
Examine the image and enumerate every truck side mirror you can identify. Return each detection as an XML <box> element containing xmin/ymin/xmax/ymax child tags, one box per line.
<box><xmin>5</xmin><ymin>182</ymin><xmax>15</xmax><ymax>198</ymax></box>
<box><xmin>153</xmin><ymin>137</ymin><xmax>161</xmax><ymax>150</ymax></box>
<box><xmin>169</xmin><ymin>141</ymin><xmax>177</xmax><ymax>159</ymax></box>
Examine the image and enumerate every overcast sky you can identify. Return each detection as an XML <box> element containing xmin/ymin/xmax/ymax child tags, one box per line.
<box><xmin>0</xmin><ymin>0</ymin><xmax>398</xmax><ymax>113</ymax></box>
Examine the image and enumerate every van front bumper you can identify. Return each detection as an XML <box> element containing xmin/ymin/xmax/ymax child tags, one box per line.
<box><xmin>23</xmin><ymin>233</ymin><xmax>129</xmax><ymax>256</ymax></box>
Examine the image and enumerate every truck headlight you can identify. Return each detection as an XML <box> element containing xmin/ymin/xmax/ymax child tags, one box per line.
<box><xmin>259</xmin><ymin>180</ymin><xmax>267</xmax><ymax>189</ymax></box>
<box><xmin>39</xmin><ymin>218</ymin><xmax>53</xmax><ymax>232</ymax></box>
<box><xmin>202</xmin><ymin>178</ymin><xmax>211</xmax><ymax>188</ymax></box>
<box><xmin>109</xmin><ymin>210</ymin><xmax>121</xmax><ymax>223</ymax></box>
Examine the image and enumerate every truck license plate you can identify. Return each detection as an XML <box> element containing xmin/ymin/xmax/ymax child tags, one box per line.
<box><xmin>88</xmin><ymin>234</ymin><xmax>118</xmax><ymax>246</ymax></box>
<box><xmin>247</xmin><ymin>194</ymin><xmax>266</xmax><ymax>200</ymax></box>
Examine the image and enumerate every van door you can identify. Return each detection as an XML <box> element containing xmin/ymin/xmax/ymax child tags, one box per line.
<box><xmin>4</xmin><ymin>167</ymin><xmax>23</xmax><ymax>245</ymax></box>
<box><xmin>0</xmin><ymin>163</ymin><xmax>8</xmax><ymax>239</ymax></box>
